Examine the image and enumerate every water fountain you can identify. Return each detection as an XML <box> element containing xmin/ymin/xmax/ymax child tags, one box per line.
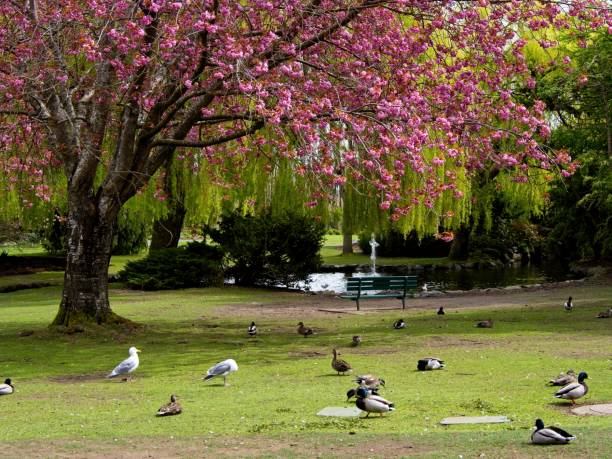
<box><xmin>369</xmin><ymin>233</ymin><xmax>380</xmax><ymax>274</ymax></box>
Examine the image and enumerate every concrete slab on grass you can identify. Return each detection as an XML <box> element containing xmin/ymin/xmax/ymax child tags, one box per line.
<box><xmin>440</xmin><ymin>415</ymin><xmax>509</xmax><ymax>425</ymax></box>
<box><xmin>571</xmin><ymin>403</ymin><xmax>612</xmax><ymax>416</ymax></box>
<box><xmin>317</xmin><ymin>407</ymin><xmax>363</xmax><ymax>417</ymax></box>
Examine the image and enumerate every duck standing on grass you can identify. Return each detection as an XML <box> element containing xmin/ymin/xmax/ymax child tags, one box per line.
<box><xmin>564</xmin><ymin>296</ymin><xmax>573</xmax><ymax>311</ymax></box>
<box><xmin>331</xmin><ymin>349</ymin><xmax>352</xmax><ymax>375</ymax></box>
<box><xmin>0</xmin><ymin>378</ymin><xmax>14</xmax><ymax>395</ymax></box>
<box><xmin>437</xmin><ymin>307</ymin><xmax>445</xmax><ymax>315</ymax></box>
<box><xmin>156</xmin><ymin>395</ymin><xmax>182</xmax><ymax>417</ymax></box>
<box><xmin>203</xmin><ymin>358</ymin><xmax>238</xmax><ymax>387</ymax></box>
<box><xmin>351</xmin><ymin>335</ymin><xmax>362</xmax><ymax>347</ymax></box>
<box><xmin>297</xmin><ymin>322</ymin><xmax>313</xmax><ymax>337</ymax></box>
<box><xmin>107</xmin><ymin>347</ymin><xmax>141</xmax><ymax>381</ymax></box>
<box><xmin>531</xmin><ymin>419</ymin><xmax>576</xmax><ymax>445</ymax></box>
<box><xmin>393</xmin><ymin>319</ymin><xmax>406</xmax><ymax>329</ymax></box>
<box><xmin>417</xmin><ymin>358</ymin><xmax>445</xmax><ymax>371</ymax></box>
<box><xmin>355</xmin><ymin>387</ymin><xmax>395</xmax><ymax>417</ymax></box>
<box><xmin>554</xmin><ymin>371</ymin><xmax>588</xmax><ymax>404</ymax></box>
<box><xmin>247</xmin><ymin>321</ymin><xmax>257</xmax><ymax>336</ymax></box>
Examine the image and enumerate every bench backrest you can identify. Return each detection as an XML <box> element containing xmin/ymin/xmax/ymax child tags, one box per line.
<box><xmin>346</xmin><ymin>276</ymin><xmax>418</xmax><ymax>292</ymax></box>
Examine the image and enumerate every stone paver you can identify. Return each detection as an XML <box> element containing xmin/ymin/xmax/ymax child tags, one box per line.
<box><xmin>317</xmin><ymin>407</ymin><xmax>363</xmax><ymax>417</ymax></box>
<box><xmin>440</xmin><ymin>415</ymin><xmax>509</xmax><ymax>425</ymax></box>
<box><xmin>571</xmin><ymin>403</ymin><xmax>612</xmax><ymax>416</ymax></box>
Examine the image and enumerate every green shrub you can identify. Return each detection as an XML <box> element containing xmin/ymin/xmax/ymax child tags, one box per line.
<box><xmin>119</xmin><ymin>241</ymin><xmax>224</xmax><ymax>290</ymax></box>
<box><xmin>39</xmin><ymin>210</ymin><xmax>69</xmax><ymax>256</ymax></box>
<box><xmin>112</xmin><ymin>209</ymin><xmax>149</xmax><ymax>255</ymax></box>
<box><xmin>207</xmin><ymin>210</ymin><xmax>325</xmax><ymax>288</ymax></box>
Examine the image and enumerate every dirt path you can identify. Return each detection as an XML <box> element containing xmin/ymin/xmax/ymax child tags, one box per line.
<box><xmin>219</xmin><ymin>277</ymin><xmax>602</xmax><ymax>318</ymax></box>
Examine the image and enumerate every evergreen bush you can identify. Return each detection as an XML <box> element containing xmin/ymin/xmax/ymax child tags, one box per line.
<box><xmin>119</xmin><ymin>241</ymin><xmax>224</xmax><ymax>290</ymax></box>
<box><xmin>207</xmin><ymin>210</ymin><xmax>325</xmax><ymax>288</ymax></box>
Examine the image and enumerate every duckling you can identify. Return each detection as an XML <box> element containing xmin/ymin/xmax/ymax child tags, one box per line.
<box><xmin>564</xmin><ymin>296</ymin><xmax>573</xmax><ymax>311</ymax></box>
<box><xmin>355</xmin><ymin>374</ymin><xmax>385</xmax><ymax>390</ymax></box>
<box><xmin>531</xmin><ymin>418</ymin><xmax>576</xmax><ymax>445</ymax></box>
<box><xmin>548</xmin><ymin>369</ymin><xmax>577</xmax><ymax>386</ymax></box>
<box><xmin>351</xmin><ymin>335</ymin><xmax>362</xmax><ymax>347</ymax></box>
<box><xmin>596</xmin><ymin>308</ymin><xmax>612</xmax><ymax>318</ymax></box>
<box><xmin>331</xmin><ymin>349</ymin><xmax>352</xmax><ymax>375</ymax></box>
<box><xmin>156</xmin><ymin>395</ymin><xmax>182</xmax><ymax>416</ymax></box>
<box><xmin>417</xmin><ymin>357</ymin><xmax>445</xmax><ymax>371</ymax></box>
<box><xmin>476</xmin><ymin>319</ymin><xmax>493</xmax><ymax>328</ymax></box>
<box><xmin>0</xmin><ymin>378</ymin><xmax>14</xmax><ymax>395</ymax></box>
<box><xmin>554</xmin><ymin>371</ymin><xmax>588</xmax><ymax>404</ymax></box>
<box><xmin>297</xmin><ymin>322</ymin><xmax>313</xmax><ymax>337</ymax></box>
<box><xmin>437</xmin><ymin>307</ymin><xmax>445</xmax><ymax>315</ymax></box>
<box><xmin>354</xmin><ymin>387</ymin><xmax>395</xmax><ymax>417</ymax></box>
<box><xmin>247</xmin><ymin>321</ymin><xmax>257</xmax><ymax>336</ymax></box>
<box><xmin>393</xmin><ymin>319</ymin><xmax>406</xmax><ymax>329</ymax></box>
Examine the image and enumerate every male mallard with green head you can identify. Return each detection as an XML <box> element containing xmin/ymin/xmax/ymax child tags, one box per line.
<box><xmin>355</xmin><ymin>387</ymin><xmax>395</xmax><ymax>417</ymax></box>
<box><xmin>531</xmin><ymin>419</ymin><xmax>576</xmax><ymax>444</ymax></box>
<box><xmin>554</xmin><ymin>371</ymin><xmax>588</xmax><ymax>404</ymax></box>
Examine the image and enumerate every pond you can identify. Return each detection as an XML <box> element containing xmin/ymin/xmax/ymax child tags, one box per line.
<box><xmin>301</xmin><ymin>262</ymin><xmax>583</xmax><ymax>293</ymax></box>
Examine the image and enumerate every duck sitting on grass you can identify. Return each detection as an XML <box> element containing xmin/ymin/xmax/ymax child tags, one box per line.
<box><xmin>531</xmin><ymin>419</ymin><xmax>576</xmax><ymax>445</ymax></box>
<box><xmin>0</xmin><ymin>378</ymin><xmax>14</xmax><ymax>395</ymax></box>
<box><xmin>351</xmin><ymin>335</ymin><xmax>362</xmax><ymax>347</ymax></box>
<box><xmin>476</xmin><ymin>319</ymin><xmax>493</xmax><ymax>328</ymax></box>
<box><xmin>596</xmin><ymin>308</ymin><xmax>612</xmax><ymax>318</ymax></box>
<box><xmin>393</xmin><ymin>319</ymin><xmax>406</xmax><ymax>329</ymax></box>
<box><xmin>297</xmin><ymin>322</ymin><xmax>313</xmax><ymax>337</ymax></box>
<box><xmin>549</xmin><ymin>370</ymin><xmax>577</xmax><ymax>386</ymax></box>
<box><xmin>331</xmin><ymin>349</ymin><xmax>352</xmax><ymax>375</ymax></box>
<box><xmin>554</xmin><ymin>371</ymin><xmax>588</xmax><ymax>404</ymax></box>
<box><xmin>156</xmin><ymin>395</ymin><xmax>182</xmax><ymax>417</ymax></box>
<box><xmin>417</xmin><ymin>357</ymin><xmax>445</xmax><ymax>371</ymax></box>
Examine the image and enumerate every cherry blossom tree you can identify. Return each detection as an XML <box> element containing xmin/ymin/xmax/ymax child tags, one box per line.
<box><xmin>0</xmin><ymin>0</ymin><xmax>609</xmax><ymax>326</ymax></box>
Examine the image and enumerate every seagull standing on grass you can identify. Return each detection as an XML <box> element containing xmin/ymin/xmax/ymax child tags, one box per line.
<box><xmin>107</xmin><ymin>347</ymin><xmax>141</xmax><ymax>380</ymax></box>
<box><xmin>203</xmin><ymin>359</ymin><xmax>238</xmax><ymax>387</ymax></box>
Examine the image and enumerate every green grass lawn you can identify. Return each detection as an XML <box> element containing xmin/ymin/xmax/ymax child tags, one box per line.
<box><xmin>1</xmin><ymin>281</ymin><xmax>611</xmax><ymax>457</ymax></box>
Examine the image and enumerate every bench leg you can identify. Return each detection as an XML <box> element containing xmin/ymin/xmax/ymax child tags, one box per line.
<box><xmin>356</xmin><ymin>299</ymin><xmax>360</xmax><ymax>311</ymax></box>
<box><xmin>402</xmin><ymin>297</ymin><xmax>405</xmax><ymax>309</ymax></box>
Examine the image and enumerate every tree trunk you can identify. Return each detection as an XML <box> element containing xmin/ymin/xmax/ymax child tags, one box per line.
<box><xmin>448</xmin><ymin>225</ymin><xmax>470</xmax><ymax>261</ymax></box>
<box><xmin>342</xmin><ymin>232</ymin><xmax>353</xmax><ymax>255</ymax></box>
<box><xmin>52</xmin><ymin>208</ymin><xmax>119</xmax><ymax>326</ymax></box>
<box><xmin>149</xmin><ymin>201</ymin><xmax>186</xmax><ymax>250</ymax></box>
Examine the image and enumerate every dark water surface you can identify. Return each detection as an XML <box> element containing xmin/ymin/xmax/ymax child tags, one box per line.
<box><xmin>303</xmin><ymin>262</ymin><xmax>583</xmax><ymax>293</ymax></box>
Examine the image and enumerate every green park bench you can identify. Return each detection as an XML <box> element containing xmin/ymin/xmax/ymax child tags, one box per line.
<box><xmin>340</xmin><ymin>275</ymin><xmax>418</xmax><ymax>310</ymax></box>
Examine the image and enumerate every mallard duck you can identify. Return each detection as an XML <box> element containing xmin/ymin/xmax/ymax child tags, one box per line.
<box><xmin>156</xmin><ymin>395</ymin><xmax>182</xmax><ymax>416</ymax></box>
<box><xmin>203</xmin><ymin>358</ymin><xmax>238</xmax><ymax>387</ymax></box>
<box><xmin>0</xmin><ymin>378</ymin><xmax>14</xmax><ymax>395</ymax></box>
<box><xmin>107</xmin><ymin>346</ymin><xmax>141</xmax><ymax>380</ymax></box>
<box><xmin>331</xmin><ymin>349</ymin><xmax>352</xmax><ymax>375</ymax></box>
<box><xmin>355</xmin><ymin>374</ymin><xmax>385</xmax><ymax>389</ymax></box>
<box><xmin>437</xmin><ymin>307</ymin><xmax>445</xmax><ymax>315</ymax></box>
<box><xmin>531</xmin><ymin>419</ymin><xmax>576</xmax><ymax>445</ymax></box>
<box><xmin>596</xmin><ymin>308</ymin><xmax>612</xmax><ymax>318</ymax></box>
<box><xmin>393</xmin><ymin>319</ymin><xmax>406</xmax><ymax>329</ymax></box>
<box><xmin>355</xmin><ymin>387</ymin><xmax>395</xmax><ymax>417</ymax></box>
<box><xmin>554</xmin><ymin>371</ymin><xmax>588</xmax><ymax>404</ymax></box>
<box><xmin>297</xmin><ymin>322</ymin><xmax>313</xmax><ymax>337</ymax></box>
<box><xmin>476</xmin><ymin>319</ymin><xmax>493</xmax><ymax>328</ymax></box>
<box><xmin>564</xmin><ymin>296</ymin><xmax>573</xmax><ymax>311</ymax></box>
<box><xmin>247</xmin><ymin>321</ymin><xmax>257</xmax><ymax>336</ymax></box>
<box><xmin>351</xmin><ymin>335</ymin><xmax>362</xmax><ymax>346</ymax></box>
<box><xmin>417</xmin><ymin>357</ymin><xmax>445</xmax><ymax>371</ymax></box>
<box><xmin>549</xmin><ymin>370</ymin><xmax>577</xmax><ymax>386</ymax></box>
<box><xmin>347</xmin><ymin>386</ymin><xmax>379</xmax><ymax>401</ymax></box>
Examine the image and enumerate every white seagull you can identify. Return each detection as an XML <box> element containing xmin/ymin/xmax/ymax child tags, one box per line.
<box><xmin>107</xmin><ymin>346</ymin><xmax>141</xmax><ymax>380</ymax></box>
<box><xmin>203</xmin><ymin>358</ymin><xmax>238</xmax><ymax>387</ymax></box>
